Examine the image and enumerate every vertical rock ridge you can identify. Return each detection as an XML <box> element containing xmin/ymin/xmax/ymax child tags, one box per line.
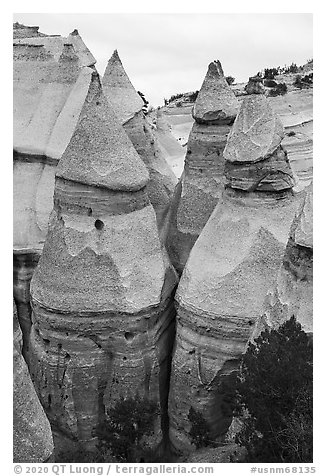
<box><xmin>168</xmin><ymin>75</ymin><xmax>301</xmax><ymax>452</ymax></box>
<box><xmin>166</xmin><ymin>60</ymin><xmax>239</xmax><ymax>274</ymax></box>
<box><xmin>29</xmin><ymin>74</ymin><xmax>178</xmax><ymax>449</ymax></box>
<box><xmin>254</xmin><ymin>183</ymin><xmax>313</xmax><ymax>337</ymax></box>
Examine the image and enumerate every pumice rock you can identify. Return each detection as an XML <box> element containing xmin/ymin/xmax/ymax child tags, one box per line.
<box><xmin>13</xmin><ymin>301</ymin><xmax>54</xmax><ymax>463</ymax></box>
<box><xmin>255</xmin><ymin>183</ymin><xmax>313</xmax><ymax>337</ymax></box>
<box><xmin>168</xmin><ymin>76</ymin><xmax>300</xmax><ymax>452</ymax></box>
<box><xmin>102</xmin><ymin>50</ymin><xmax>177</xmax><ymax>240</ymax></box>
<box><xmin>13</xmin><ymin>23</ymin><xmax>96</xmax><ymax>356</ymax></box>
<box><xmin>28</xmin><ymin>71</ymin><xmax>178</xmax><ymax>450</ymax></box>
<box><xmin>167</xmin><ymin>60</ymin><xmax>239</xmax><ymax>274</ymax></box>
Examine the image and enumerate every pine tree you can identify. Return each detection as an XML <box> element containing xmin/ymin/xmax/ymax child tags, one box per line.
<box><xmin>96</xmin><ymin>395</ymin><xmax>158</xmax><ymax>462</ymax></box>
<box><xmin>234</xmin><ymin>317</ymin><xmax>313</xmax><ymax>462</ymax></box>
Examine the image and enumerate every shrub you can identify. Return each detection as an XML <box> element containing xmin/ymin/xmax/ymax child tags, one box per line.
<box><xmin>96</xmin><ymin>395</ymin><xmax>159</xmax><ymax>462</ymax></box>
<box><xmin>188</xmin><ymin>406</ymin><xmax>212</xmax><ymax>449</ymax></box>
<box><xmin>294</xmin><ymin>73</ymin><xmax>313</xmax><ymax>89</ymax></box>
<box><xmin>264</xmin><ymin>79</ymin><xmax>278</xmax><ymax>88</ymax></box>
<box><xmin>269</xmin><ymin>83</ymin><xmax>287</xmax><ymax>97</ymax></box>
<box><xmin>233</xmin><ymin>317</ymin><xmax>313</xmax><ymax>463</ymax></box>
<box><xmin>284</xmin><ymin>62</ymin><xmax>299</xmax><ymax>74</ymax></box>
<box><xmin>188</xmin><ymin>90</ymin><xmax>199</xmax><ymax>102</ymax></box>
<box><xmin>263</xmin><ymin>68</ymin><xmax>279</xmax><ymax>80</ymax></box>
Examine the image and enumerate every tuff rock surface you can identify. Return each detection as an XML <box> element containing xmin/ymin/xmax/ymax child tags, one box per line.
<box><xmin>254</xmin><ymin>183</ymin><xmax>313</xmax><ymax>338</ymax></box>
<box><xmin>13</xmin><ymin>301</ymin><xmax>54</xmax><ymax>463</ymax></box>
<box><xmin>28</xmin><ymin>71</ymin><xmax>178</xmax><ymax>449</ymax></box>
<box><xmin>13</xmin><ymin>24</ymin><xmax>96</xmax><ymax>355</ymax></box>
<box><xmin>102</xmin><ymin>50</ymin><xmax>177</xmax><ymax>240</ymax></box>
<box><xmin>168</xmin><ymin>77</ymin><xmax>301</xmax><ymax>452</ymax></box>
<box><xmin>167</xmin><ymin>60</ymin><xmax>239</xmax><ymax>274</ymax></box>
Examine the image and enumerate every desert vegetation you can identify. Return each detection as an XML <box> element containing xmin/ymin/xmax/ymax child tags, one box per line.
<box><xmin>187</xmin><ymin>317</ymin><xmax>313</xmax><ymax>463</ymax></box>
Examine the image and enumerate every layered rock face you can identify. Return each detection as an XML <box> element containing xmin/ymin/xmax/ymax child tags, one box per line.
<box><xmin>13</xmin><ymin>24</ymin><xmax>96</xmax><ymax>356</ymax></box>
<box><xmin>254</xmin><ymin>183</ymin><xmax>313</xmax><ymax>337</ymax></box>
<box><xmin>14</xmin><ymin>301</ymin><xmax>54</xmax><ymax>463</ymax></box>
<box><xmin>166</xmin><ymin>61</ymin><xmax>239</xmax><ymax>274</ymax></box>
<box><xmin>168</xmin><ymin>77</ymin><xmax>301</xmax><ymax>452</ymax></box>
<box><xmin>28</xmin><ymin>72</ymin><xmax>178</xmax><ymax>449</ymax></box>
<box><xmin>102</xmin><ymin>50</ymin><xmax>177</xmax><ymax>240</ymax></box>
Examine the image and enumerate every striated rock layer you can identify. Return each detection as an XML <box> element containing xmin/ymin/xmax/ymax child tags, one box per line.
<box><xmin>254</xmin><ymin>183</ymin><xmax>313</xmax><ymax>338</ymax></box>
<box><xmin>13</xmin><ymin>24</ymin><xmax>96</xmax><ymax>356</ymax></box>
<box><xmin>168</xmin><ymin>77</ymin><xmax>301</xmax><ymax>452</ymax></box>
<box><xmin>28</xmin><ymin>72</ymin><xmax>178</xmax><ymax>449</ymax></box>
<box><xmin>166</xmin><ymin>60</ymin><xmax>239</xmax><ymax>274</ymax></box>
<box><xmin>13</xmin><ymin>301</ymin><xmax>54</xmax><ymax>463</ymax></box>
<box><xmin>102</xmin><ymin>50</ymin><xmax>177</xmax><ymax>240</ymax></box>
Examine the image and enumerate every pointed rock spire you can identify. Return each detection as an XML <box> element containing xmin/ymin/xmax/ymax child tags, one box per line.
<box><xmin>192</xmin><ymin>60</ymin><xmax>239</xmax><ymax>124</ymax></box>
<box><xmin>166</xmin><ymin>59</ymin><xmax>239</xmax><ymax>274</ymax></box>
<box><xmin>168</xmin><ymin>74</ymin><xmax>300</xmax><ymax>451</ymax></box>
<box><xmin>56</xmin><ymin>71</ymin><xmax>149</xmax><ymax>191</ymax></box>
<box><xmin>68</xmin><ymin>29</ymin><xmax>96</xmax><ymax>67</ymax></box>
<box><xmin>102</xmin><ymin>49</ymin><xmax>144</xmax><ymax>124</ymax></box>
<box><xmin>101</xmin><ymin>49</ymin><xmax>177</xmax><ymax>238</ymax></box>
<box><xmin>29</xmin><ymin>66</ymin><xmax>177</xmax><ymax>447</ymax></box>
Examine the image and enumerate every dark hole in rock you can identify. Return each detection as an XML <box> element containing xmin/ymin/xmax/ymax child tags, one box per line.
<box><xmin>188</xmin><ymin>349</ymin><xmax>195</xmax><ymax>355</ymax></box>
<box><xmin>48</xmin><ymin>394</ymin><xmax>52</xmax><ymax>406</ymax></box>
<box><xmin>88</xmin><ymin>208</ymin><xmax>92</xmax><ymax>216</ymax></box>
<box><xmin>199</xmin><ymin>168</ymin><xmax>203</xmax><ymax>173</ymax></box>
<box><xmin>43</xmin><ymin>338</ymin><xmax>50</xmax><ymax>345</ymax></box>
<box><xmin>124</xmin><ymin>332</ymin><xmax>135</xmax><ymax>342</ymax></box>
<box><xmin>248</xmin><ymin>320</ymin><xmax>255</xmax><ymax>326</ymax></box>
<box><xmin>96</xmin><ymin>101</ymin><xmax>100</xmax><ymax>105</ymax></box>
<box><xmin>123</xmin><ymin>356</ymin><xmax>127</xmax><ymax>360</ymax></box>
<box><xmin>58</xmin><ymin>343</ymin><xmax>62</xmax><ymax>350</ymax></box>
<box><xmin>65</xmin><ymin>353</ymin><xmax>71</xmax><ymax>362</ymax></box>
<box><xmin>95</xmin><ymin>219</ymin><xmax>104</xmax><ymax>230</ymax></box>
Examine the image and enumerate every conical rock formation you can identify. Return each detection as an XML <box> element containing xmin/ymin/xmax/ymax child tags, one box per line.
<box><xmin>102</xmin><ymin>49</ymin><xmax>144</xmax><ymax>125</ymax></box>
<box><xmin>14</xmin><ymin>301</ymin><xmax>54</xmax><ymax>463</ymax></box>
<box><xmin>102</xmin><ymin>50</ymin><xmax>177</xmax><ymax>240</ymax></box>
<box><xmin>254</xmin><ymin>183</ymin><xmax>313</xmax><ymax>338</ymax></box>
<box><xmin>166</xmin><ymin>60</ymin><xmax>239</xmax><ymax>274</ymax></box>
<box><xmin>168</xmin><ymin>77</ymin><xmax>301</xmax><ymax>452</ymax></box>
<box><xmin>28</xmin><ymin>72</ymin><xmax>178</xmax><ymax>449</ymax></box>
